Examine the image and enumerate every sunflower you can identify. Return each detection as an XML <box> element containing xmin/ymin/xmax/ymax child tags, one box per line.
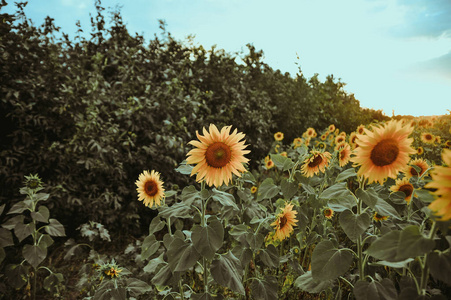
<box><xmin>356</xmin><ymin>125</ymin><xmax>365</xmax><ymax>135</ymax></box>
<box><xmin>105</xmin><ymin>266</ymin><xmax>123</xmax><ymax>278</ymax></box>
<box><xmin>301</xmin><ymin>150</ymin><xmax>331</xmax><ymax>177</ymax></box>
<box><xmin>265</xmin><ymin>159</ymin><xmax>275</xmax><ymax>169</ymax></box>
<box><xmin>186</xmin><ymin>124</ymin><xmax>250</xmax><ymax>187</ymax></box>
<box><xmin>323</xmin><ymin>207</ymin><xmax>334</xmax><ymax>219</ymax></box>
<box><xmin>351</xmin><ymin>120</ymin><xmax>416</xmax><ymax>184</ymax></box>
<box><xmin>334</xmin><ymin>141</ymin><xmax>347</xmax><ymax>152</ymax></box>
<box><xmin>445</xmin><ymin>140</ymin><xmax>451</xmax><ymax>149</ymax></box>
<box><xmin>317</xmin><ymin>142</ymin><xmax>326</xmax><ymax>150</ymax></box>
<box><xmin>373</xmin><ymin>212</ymin><xmax>389</xmax><ymax>222</ymax></box>
<box><xmin>417</xmin><ymin>147</ymin><xmax>424</xmax><ymax>155</ymax></box>
<box><xmin>338</xmin><ymin>143</ymin><xmax>352</xmax><ymax>167</ymax></box>
<box><xmin>305</xmin><ymin>127</ymin><xmax>316</xmax><ymax>138</ymax></box>
<box><xmin>335</xmin><ymin>135</ymin><xmax>346</xmax><ymax>145</ymax></box>
<box><xmin>349</xmin><ymin>132</ymin><xmax>358</xmax><ymax>149</ymax></box>
<box><xmin>280</xmin><ymin>151</ymin><xmax>288</xmax><ymax>157</ymax></box>
<box><xmin>293</xmin><ymin>137</ymin><xmax>303</xmax><ymax>148</ymax></box>
<box><xmin>425</xmin><ymin>149</ymin><xmax>451</xmax><ymax>220</ymax></box>
<box><xmin>251</xmin><ymin>186</ymin><xmax>258</xmax><ymax>193</ymax></box>
<box><xmin>271</xmin><ymin>203</ymin><xmax>298</xmax><ymax>241</ymax></box>
<box><xmin>404</xmin><ymin>158</ymin><xmax>429</xmax><ymax>178</ymax></box>
<box><xmin>328</xmin><ymin>124</ymin><xmax>336</xmax><ymax>132</ymax></box>
<box><xmin>390</xmin><ymin>178</ymin><xmax>414</xmax><ymax>204</ymax></box>
<box><xmin>136</xmin><ymin>170</ymin><xmax>165</xmax><ymax>208</ymax></box>
<box><xmin>320</xmin><ymin>133</ymin><xmax>328</xmax><ymax>141</ymax></box>
<box><xmin>274</xmin><ymin>132</ymin><xmax>284</xmax><ymax>141</ymax></box>
<box><xmin>435</xmin><ymin>135</ymin><xmax>441</xmax><ymax>144</ymax></box>
<box><xmin>421</xmin><ymin>132</ymin><xmax>435</xmax><ymax>144</ymax></box>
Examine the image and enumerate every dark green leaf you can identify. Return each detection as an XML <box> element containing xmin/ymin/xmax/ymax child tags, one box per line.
<box><xmin>192</xmin><ymin>219</ymin><xmax>224</xmax><ymax>260</ymax></box>
<box><xmin>44</xmin><ymin>272</ymin><xmax>64</xmax><ymax>292</ymax></box>
<box><xmin>301</xmin><ymin>183</ymin><xmax>316</xmax><ymax>195</ymax></box>
<box><xmin>210</xmin><ymin>251</ymin><xmax>245</xmax><ymax>295</ymax></box>
<box><xmin>428</xmin><ymin>251</ymin><xmax>451</xmax><ymax>285</ymax></box>
<box><xmin>15</xmin><ymin>222</ymin><xmax>35</xmax><ymax>242</ymax></box>
<box><xmin>175</xmin><ymin>163</ymin><xmax>194</xmax><ymax>175</ymax></box>
<box><xmin>7</xmin><ymin>201</ymin><xmax>31</xmax><ymax>215</ymax></box>
<box><xmin>159</xmin><ymin>202</ymin><xmax>191</xmax><ymax>219</ymax></box>
<box><xmin>319</xmin><ymin>182</ymin><xmax>352</xmax><ymax>200</ymax></box>
<box><xmin>2</xmin><ymin>215</ymin><xmax>25</xmax><ymax>230</ymax></box>
<box><xmin>415</xmin><ymin>189</ymin><xmax>435</xmax><ymax>204</ymax></box>
<box><xmin>125</xmin><ymin>278</ymin><xmax>152</xmax><ymax>297</ymax></box>
<box><xmin>281</xmin><ymin>179</ymin><xmax>298</xmax><ymax>200</ymax></box>
<box><xmin>328</xmin><ymin>194</ymin><xmax>356</xmax><ymax>212</ymax></box>
<box><xmin>144</xmin><ymin>253</ymin><xmax>165</xmax><ymax>273</ymax></box>
<box><xmin>179</xmin><ymin>185</ymin><xmax>201</xmax><ymax>205</ymax></box>
<box><xmin>0</xmin><ymin>248</ymin><xmax>5</xmax><ymax>264</ymax></box>
<box><xmin>311</xmin><ymin>240</ymin><xmax>353</xmax><ymax>281</ymax></box>
<box><xmin>294</xmin><ymin>271</ymin><xmax>332</xmax><ymax>293</ymax></box>
<box><xmin>45</xmin><ymin>219</ymin><xmax>66</xmax><ymax>237</ymax></box>
<box><xmin>167</xmin><ymin>237</ymin><xmax>200</xmax><ymax>272</ymax></box>
<box><xmin>31</xmin><ymin>205</ymin><xmax>50</xmax><ymax>223</ymax></box>
<box><xmin>258</xmin><ymin>244</ymin><xmax>279</xmax><ymax>268</ymax></box>
<box><xmin>23</xmin><ymin>244</ymin><xmax>47</xmax><ymax>268</ymax></box>
<box><xmin>211</xmin><ymin>189</ymin><xmax>239</xmax><ymax>211</ymax></box>
<box><xmin>247</xmin><ymin>233</ymin><xmax>264</xmax><ymax>250</ymax></box>
<box><xmin>148</xmin><ymin>216</ymin><xmax>165</xmax><ymax>235</ymax></box>
<box><xmin>0</xmin><ymin>228</ymin><xmax>14</xmax><ymax>247</ymax></box>
<box><xmin>335</xmin><ymin>168</ymin><xmax>357</xmax><ymax>182</ymax></box>
<box><xmin>353</xmin><ymin>279</ymin><xmax>397</xmax><ymax>300</ymax></box>
<box><xmin>6</xmin><ymin>264</ymin><xmax>28</xmax><ymax>288</ymax></box>
<box><xmin>257</xmin><ymin>178</ymin><xmax>280</xmax><ymax>201</ymax></box>
<box><xmin>271</xmin><ymin>154</ymin><xmax>295</xmax><ymax>171</ymax></box>
<box><xmin>370</xmin><ymin>258</ymin><xmax>414</xmax><ymax>269</ymax></box>
<box><xmin>141</xmin><ymin>235</ymin><xmax>160</xmax><ymax>260</ymax></box>
<box><xmin>356</xmin><ymin>188</ymin><xmax>378</xmax><ymax>208</ymax></box>
<box><xmin>339</xmin><ymin>210</ymin><xmax>371</xmax><ymax>242</ymax></box>
<box><xmin>251</xmin><ymin>276</ymin><xmax>278</xmax><ymax>300</ymax></box>
<box><xmin>152</xmin><ymin>263</ymin><xmax>178</xmax><ymax>288</ymax></box>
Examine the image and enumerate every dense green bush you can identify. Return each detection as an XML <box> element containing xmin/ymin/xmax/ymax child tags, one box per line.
<box><xmin>0</xmin><ymin>1</ymin><xmax>387</xmax><ymax>236</ymax></box>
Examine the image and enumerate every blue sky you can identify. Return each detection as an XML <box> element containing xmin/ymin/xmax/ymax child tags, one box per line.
<box><xmin>3</xmin><ymin>0</ymin><xmax>451</xmax><ymax>116</ymax></box>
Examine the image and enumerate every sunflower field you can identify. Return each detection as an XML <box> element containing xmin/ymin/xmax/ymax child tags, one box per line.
<box><xmin>1</xmin><ymin>2</ymin><xmax>451</xmax><ymax>300</ymax></box>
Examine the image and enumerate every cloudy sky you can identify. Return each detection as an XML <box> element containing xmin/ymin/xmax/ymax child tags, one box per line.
<box><xmin>4</xmin><ymin>0</ymin><xmax>451</xmax><ymax>116</ymax></box>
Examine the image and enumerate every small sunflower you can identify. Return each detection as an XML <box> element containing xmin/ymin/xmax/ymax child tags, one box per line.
<box><xmin>417</xmin><ymin>147</ymin><xmax>424</xmax><ymax>155</ymax></box>
<box><xmin>301</xmin><ymin>150</ymin><xmax>331</xmax><ymax>177</ymax></box>
<box><xmin>323</xmin><ymin>207</ymin><xmax>334</xmax><ymax>219</ymax></box>
<box><xmin>305</xmin><ymin>127</ymin><xmax>316</xmax><ymax>138</ymax></box>
<box><xmin>328</xmin><ymin>124</ymin><xmax>336</xmax><ymax>132</ymax></box>
<box><xmin>390</xmin><ymin>178</ymin><xmax>414</xmax><ymax>204</ymax></box>
<box><xmin>136</xmin><ymin>170</ymin><xmax>165</xmax><ymax>208</ymax></box>
<box><xmin>320</xmin><ymin>133</ymin><xmax>328</xmax><ymax>141</ymax></box>
<box><xmin>356</xmin><ymin>125</ymin><xmax>365</xmax><ymax>135</ymax></box>
<box><xmin>445</xmin><ymin>140</ymin><xmax>451</xmax><ymax>149</ymax></box>
<box><xmin>351</xmin><ymin>120</ymin><xmax>416</xmax><ymax>184</ymax></box>
<box><xmin>265</xmin><ymin>159</ymin><xmax>275</xmax><ymax>169</ymax></box>
<box><xmin>274</xmin><ymin>132</ymin><xmax>284</xmax><ymax>141</ymax></box>
<box><xmin>349</xmin><ymin>132</ymin><xmax>358</xmax><ymax>147</ymax></box>
<box><xmin>317</xmin><ymin>142</ymin><xmax>326</xmax><ymax>150</ymax></box>
<box><xmin>105</xmin><ymin>266</ymin><xmax>122</xmax><ymax>278</ymax></box>
<box><xmin>435</xmin><ymin>135</ymin><xmax>442</xmax><ymax>144</ymax></box>
<box><xmin>186</xmin><ymin>124</ymin><xmax>250</xmax><ymax>187</ymax></box>
<box><xmin>271</xmin><ymin>203</ymin><xmax>298</xmax><ymax>241</ymax></box>
<box><xmin>421</xmin><ymin>132</ymin><xmax>435</xmax><ymax>144</ymax></box>
<box><xmin>404</xmin><ymin>158</ymin><xmax>429</xmax><ymax>178</ymax></box>
<box><xmin>373</xmin><ymin>212</ymin><xmax>389</xmax><ymax>222</ymax></box>
<box><xmin>293</xmin><ymin>137</ymin><xmax>303</xmax><ymax>148</ymax></box>
<box><xmin>250</xmin><ymin>186</ymin><xmax>258</xmax><ymax>193</ymax></box>
<box><xmin>335</xmin><ymin>135</ymin><xmax>346</xmax><ymax>145</ymax></box>
<box><xmin>338</xmin><ymin>143</ymin><xmax>352</xmax><ymax>167</ymax></box>
<box><xmin>425</xmin><ymin>149</ymin><xmax>451</xmax><ymax>221</ymax></box>
<box><xmin>280</xmin><ymin>152</ymin><xmax>288</xmax><ymax>157</ymax></box>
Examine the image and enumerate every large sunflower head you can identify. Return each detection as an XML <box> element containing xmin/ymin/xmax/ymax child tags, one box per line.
<box><xmin>390</xmin><ymin>177</ymin><xmax>414</xmax><ymax>204</ymax></box>
<box><xmin>404</xmin><ymin>158</ymin><xmax>430</xmax><ymax>179</ymax></box>
<box><xmin>271</xmin><ymin>203</ymin><xmax>298</xmax><ymax>241</ymax></box>
<box><xmin>425</xmin><ymin>149</ymin><xmax>451</xmax><ymax>221</ymax></box>
<box><xmin>186</xmin><ymin>124</ymin><xmax>250</xmax><ymax>187</ymax></box>
<box><xmin>301</xmin><ymin>150</ymin><xmax>331</xmax><ymax>177</ymax></box>
<box><xmin>350</xmin><ymin>120</ymin><xmax>416</xmax><ymax>184</ymax></box>
<box><xmin>136</xmin><ymin>170</ymin><xmax>165</xmax><ymax>208</ymax></box>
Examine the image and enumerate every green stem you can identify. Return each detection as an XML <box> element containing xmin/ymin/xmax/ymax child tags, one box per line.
<box><xmin>179</xmin><ymin>279</ymin><xmax>185</xmax><ymax>300</ymax></box>
<box><xmin>167</xmin><ymin>216</ymin><xmax>172</xmax><ymax>236</ymax></box>
<box><xmin>200</xmin><ymin>181</ymin><xmax>208</xmax><ymax>294</ymax></box>
<box><xmin>419</xmin><ymin>221</ymin><xmax>438</xmax><ymax>295</ymax></box>
<box><xmin>356</xmin><ymin>189</ymin><xmax>365</xmax><ymax>281</ymax></box>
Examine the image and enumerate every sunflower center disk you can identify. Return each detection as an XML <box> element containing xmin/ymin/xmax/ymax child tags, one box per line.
<box><xmin>205</xmin><ymin>142</ymin><xmax>232</xmax><ymax>168</ymax></box>
<box><xmin>370</xmin><ymin>139</ymin><xmax>399</xmax><ymax>167</ymax></box>
<box><xmin>308</xmin><ymin>155</ymin><xmax>323</xmax><ymax>168</ymax></box>
<box><xmin>279</xmin><ymin>216</ymin><xmax>288</xmax><ymax>228</ymax></box>
<box><xmin>399</xmin><ymin>185</ymin><xmax>413</xmax><ymax>198</ymax></box>
<box><xmin>145</xmin><ymin>180</ymin><xmax>158</xmax><ymax>197</ymax></box>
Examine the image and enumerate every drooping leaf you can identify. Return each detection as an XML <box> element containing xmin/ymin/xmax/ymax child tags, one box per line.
<box><xmin>148</xmin><ymin>216</ymin><xmax>165</xmax><ymax>235</ymax></box>
<box><xmin>328</xmin><ymin>194</ymin><xmax>356</xmax><ymax>212</ymax></box>
<box><xmin>335</xmin><ymin>168</ymin><xmax>357</xmax><ymax>182</ymax></box>
<box><xmin>192</xmin><ymin>219</ymin><xmax>224</xmax><ymax>260</ymax></box>
<box><xmin>211</xmin><ymin>189</ymin><xmax>239</xmax><ymax>211</ymax></box>
<box><xmin>366</xmin><ymin>225</ymin><xmax>435</xmax><ymax>262</ymax></box>
<box><xmin>428</xmin><ymin>251</ymin><xmax>451</xmax><ymax>285</ymax></box>
<box><xmin>210</xmin><ymin>251</ymin><xmax>245</xmax><ymax>295</ymax></box>
<box><xmin>311</xmin><ymin>240</ymin><xmax>353</xmax><ymax>281</ymax></box>
<box><xmin>14</xmin><ymin>222</ymin><xmax>35</xmax><ymax>242</ymax></box>
<box><xmin>271</xmin><ymin>154</ymin><xmax>295</xmax><ymax>171</ymax></box>
<box><xmin>294</xmin><ymin>271</ymin><xmax>332</xmax><ymax>293</ymax></box>
<box><xmin>125</xmin><ymin>278</ymin><xmax>152</xmax><ymax>297</ymax></box>
<box><xmin>7</xmin><ymin>201</ymin><xmax>32</xmax><ymax>215</ymax></box>
<box><xmin>281</xmin><ymin>179</ymin><xmax>298</xmax><ymax>200</ymax></box>
<box><xmin>144</xmin><ymin>252</ymin><xmax>165</xmax><ymax>274</ymax></box>
<box><xmin>251</xmin><ymin>276</ymin><xmax>278</xmax><ymax>300</ymax></box>
<box><xmin>167</xmin><ymin>237</ymin><xmax>200</xmax><ymax>272</ymax></box>
<box><xmin>356</xmin><ymin>188</ymin><xmax>400</xmax><ymax>219</ymax></box>
<box><xmin>339</xmin><ymin>210</ymin><xmax>371</xmax><ymax>242</ymax></box>
<box><xmin>353</xmin><ymin>279</ymin><xmax>397</xmax><ymax>300</ymax></box>
<box><xmin>319</xmin><ymin>182</ymin><xmax>352</xmax><ymax>200</ymax></box>
<box><xmin>159</xmin><ymin>202</ymin><xmax>192</xmax><ymax>219</ymax></box>
<box><xmin>0</xmin><ymin>228</ymin><xmax>14</xmax><ymax>247</ymax></box>
<box><xmin>141</xmin><ymin>235</ymin><xmax>160</xmax><ymax>260</ymax></box>
<box><xmin>30</xmin><ymin>205</ymin><xmax>50</xmax><ymax>223</ymax></box>
<box><xmin>258</xmin><ymin>244</ymin><xmax>279</xmax><ymax>268</ymax></box>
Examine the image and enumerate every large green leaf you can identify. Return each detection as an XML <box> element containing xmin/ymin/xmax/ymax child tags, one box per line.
<box><xmin>251</xmin><ymin>276</ymin><xmax>278</xmax><ymax>300</ymax></box>
<box><xmin>281</xmin><ymin>179</ymin><xmax>298</xmax><ymax>200</ymax></box>
<box><xmin>294</xmin><ymin>271</ymin><xmax>332</xmax><ymax>293</ymax></box>
<box><xmin>141</xmin><ymin>235</ymin><xmax>160</xmax><ymax>260</ymax></box>
<box><xmin>258</xmin><ymin>244</ymin><xmax>279</xmax><ymax>268</ymax></box>
<box><xmin>148</xmin><ymin>216</ymin><xmax>166</xmax><ymax>235</ymax></box>
<box><xmin>366</xmin><ymin>225</ymin><xmax>435</xmax><ymax>262</ymax></box>
<box><xmin>211</xmin><ymin>189</ymin><xmax>239</xmax><ymax>211</ymax></box>
<box><xmin>353</xmin><ymin>279</ymin><xmax>397</xmax><ymax>300</ymax></box>
<box><xmin>45</xmin><ymin>219</ymin><xmax>66</xmax><ymax>237</ymax></box>
<box><xmin>210</xmin><ymin>251</ymin><xmax>244</xmax><ymax>295</ymax></box>
<box><xmin>356</xmin><ymin>188</ymin><xmax>400</xmax><ymax>219</ymax></box>
<box><xmin>179</xmin><ymin>185</ymin><xmax>201</xmax><ymax>205</ymax></box>
<box><xmin>428</xmin><ymin>251</ymin><xmax>451</xmax><ymax>285</ymax></box>
<box><xmin>7</xmin><ymin>201</ymin><xmax>32</xmax><ymax>215</ymax></box>
<box><xmin>152</xmin><ymin>263</ymin><xmax>179</xmax><ymax>288</ymax></box>
<box><xmin>192</xmin><ymin>219</ymin><xmax>224</xmax><ymax>260</ymax></box>
<box><xmin>319</xmin><ymin>182</ymin><xmax>352</xmax><ymax>200</ymax></box>
<box><xmin>339</xmin><ymin>210</ymin><xmax>371</xmax><ymax>242</ymax></box>
<box><xmin>23</xmin><ymin>244</ymin><xmax>47</xmax><ymax>269</ymax></box>
<box><xmin>30</xmin><ymin>205</ymin><xmax>50</xmax><ymax>223</ymax></box>
<box><xmin>144</xmin><ymin>252</ymin><xmax>165</xmax><ymax>273</ymax></box>
<box><xmin>167</xmin><ymin>237</ymin><xmax>200</xmax><ymax>272</ymax></box>
<box><xmin>328</xmin><ymin>194</ymin><xmax>356</xmax><ymax>212</ymax></box>
<box><xmin>335</xmin><ymin>168</ymin><xmax>357</xmax><ymax>182</ymax></box>
<box><xmin>271</xmin><ymin>154</ymin><xmax>295</xmax><ymax>171</ymax></box>
<box><xmin>14</xmin><ymin>222</ymin><xmax>35</xmax><ymax>242</ymax></box>
<box><xmin>125</xmin><ymin>278</ymin><xmax>152</xmax><ymax>297</ymax></box>
<box><xmin>0</xmin><ymin>228</ymin><xmax>14</xmax><ymax>247</ymax></box>
<box><xmin>311</xmin><ymin>240</ymin><xmax>353</xmax><ymax>281</ymax></box>
<box><xmin>257</xmin><ymin>178</ymin><xmax>280</xmax><ymax>201</ymax></box>
<box><xmin>159</xmin><ymin>202</ymin><xmax>192</xmax><ymax>219</ymax></box>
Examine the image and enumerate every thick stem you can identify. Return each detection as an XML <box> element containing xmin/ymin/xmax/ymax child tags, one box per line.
<box><xmin>179</xmin><ymin>279</ymin><xmax>185</xmax><ymax>300</ymax></box>
<box><xmin>356</xmin><ymin>187</ymin><xmax>365</xmax><ymax>281</ymax></box>
<box><xmin>419</xmin><ymin>221</ymin><xmax>438</xmax><ymax>295</ymax></box>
